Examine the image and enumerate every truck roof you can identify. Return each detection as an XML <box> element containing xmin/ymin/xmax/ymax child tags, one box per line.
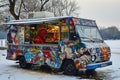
<box><xmin>5</xmin><ymin>16</ymin><xmax>70</xmax><ymax>25</ymax></box>
<box><xmin>4</xmin><ymin>16</ymin><xmax>97</xmax><ymax>27</ymax></box>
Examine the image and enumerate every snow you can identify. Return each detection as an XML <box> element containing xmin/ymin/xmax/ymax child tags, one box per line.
<box><xmin>0</xmin><ymin>50</ymin><xmax>80</xmax><ymax>80</ymax></box>
<box><xmin>96</xmin><ymin>53</ymin><xmax>120</xmax><ymax>80</ymax></box>
<box><xmin>105</xmin><ymin>40</ymin><xmax>120</xmax><ymax>53</ymax></box>
<box><xmin>0</xmin><ymin>40</ymin><xmax>120</xmax><ymax>80</ymax></box>
<box><xmin>96</xmin><ymin>40</ymin><xmax>120</xmax><ymax>80</ymax></box>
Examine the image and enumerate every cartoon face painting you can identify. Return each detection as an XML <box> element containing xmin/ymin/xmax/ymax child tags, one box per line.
<box><xmin>7</xmin><ymin>25</ymin><xmax>19</xmax><ymax>44</ymax></box>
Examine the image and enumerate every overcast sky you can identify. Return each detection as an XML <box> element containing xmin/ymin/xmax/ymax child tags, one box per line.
<box><xmin>76</xmin><ymin>0</ymin><xmax>120</xmax><ymax>27</ymax></box>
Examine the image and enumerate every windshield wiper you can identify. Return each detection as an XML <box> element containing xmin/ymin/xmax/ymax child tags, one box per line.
<box><xmin>80</xmin><ymin>37</ymin><xmax>91</xmax><ymax>40</ymax></box>
<box><xmin>80</xmin><ymin>37</ymin><xmax>94</xmax><ymax>41</ymax></box>
<box><xmin>80</xmin><ymin>37</ymin><xmax>103</xmax><ymax>42</ymax></box>
<box><xmin>92</xmin><ymin>38</ymin><xmax>103</xmax><ymax>42</ymax></box>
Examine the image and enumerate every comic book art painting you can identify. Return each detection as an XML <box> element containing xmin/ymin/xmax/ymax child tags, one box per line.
<box><xmin>6</xmin><ymin>17</ymin><xmax>112</xmax><ymax>75</ymax></box>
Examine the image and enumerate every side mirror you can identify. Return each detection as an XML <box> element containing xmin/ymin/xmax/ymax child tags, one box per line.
<box><xmin>70</xmin><ymin>32</ymin><xmax>79</xmax><ymax>41</ymax></box>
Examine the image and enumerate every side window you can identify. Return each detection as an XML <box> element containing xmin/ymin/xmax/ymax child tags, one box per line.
<box><xmin>25</xmin><ymin>25</ymin><xmax>30</xmax><ymax>44</ymax></box>
<box><xmin>29</xmin><ymin>24</ymin><xmax>59</xmax><ymax>44</ymax></box>
<box><xmin>45</xmin><ymin>25</ymin><xmax>59</xmax><ymax>43</ymax></box>
<box><xmin>18</xmin><ymin>25</ymin><xmax>25</xmax><ymax>44</ymax></box>
<box><xmin>69</xmin><ymin>26</ymin><xmax>77</xmax><ymax>41</ymax></box>
<box><xmin>60</xmin><ymin>25</ymin><xmax>69</xmax><ymax>41</ymax></box>
<box><xmin>30</xmin><ymin>25</ymin><xmax>37</xmax><ymax>44</ymax></box>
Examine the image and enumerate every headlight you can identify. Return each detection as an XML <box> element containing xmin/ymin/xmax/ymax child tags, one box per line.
<box><xmin>108</xmin><ymin>53</ymin><xmax>111</xmax><ymax>60</ymax></box>
<box><xmin>91</xmin><ymin>55</ymin><xmax>96</xmax><ymax>62</ymax></box>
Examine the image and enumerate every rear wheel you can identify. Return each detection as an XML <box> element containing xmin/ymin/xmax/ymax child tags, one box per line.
<box><xmin>62</xmin><ymin>60</ymin><xmax>76</xmax><ymax>75</ymax></box>
<box><xmin>19</xmin><ymin>56</ymin><xmax>32</xmax><ymax>69</ymax></box>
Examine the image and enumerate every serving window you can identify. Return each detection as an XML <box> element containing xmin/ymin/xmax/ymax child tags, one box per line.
<box><xmin>24</xmin><ymin>24</ymin><xmax>59</xmax><ymax>44</ymax></box>
<box><xmin>60</xmin><ymin>25</ymin><xmax>69</xmax><ymax>41</ymax></box>
<box><xmin>14</xmin><ymin>20</ymin><xmax>69</xmax><ymax>44</ymax></box>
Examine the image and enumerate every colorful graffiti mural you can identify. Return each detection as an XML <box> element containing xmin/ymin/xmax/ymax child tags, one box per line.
<box><xmin>6</xmin><ymin>17</ymin><xmax>112</xmax><ymax>74</ymax></box>
<box><xmin>7</xmin><ymin>24</ymin><xmax>110</xmax><ymax>69</ymax></box>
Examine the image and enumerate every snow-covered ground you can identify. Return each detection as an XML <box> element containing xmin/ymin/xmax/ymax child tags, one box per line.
<box><xmin>105</xmin><ymin>40</ymin><xmax>120</xmax><ymax>53</ymax></box>
<box><xmin>97</xmin><ymin>40</ymin><xmax>120</xmax><ymax>80</ymax></box>
<box><xmin>0</xmin><ymin>50</ymin><xmax>78</xmax><ymax>80</ymax></box>
<box><xmin>0</xmin><ymin>40</ymin><xmax>120</xmax><ymax>80</ymax></box>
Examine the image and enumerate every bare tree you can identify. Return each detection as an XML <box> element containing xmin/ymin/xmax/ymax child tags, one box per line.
<box><xmin>0</xmin><ymin>0</ymin><xmax>9</xmax><ymax>23</ymax></box>
<box><xmin>22</xmin><ymin>0</ymin><xmax>39</xmax><ymax>12</ymax></box>
<box><xmin>8</xmin><ymin>0</ymin><xmax>23</xmax><ymax>20</ymax></box>
<box><xmin>0</xmin><ymin>0</ymin><xmax>79</xmax><ymax>20</ymax></box>
<box><xmin>22</xmin><ymin>0</ymin><xmax>49</xmax><ymax>12</ymax></box>
<box><xmin>8</xmin><ymin>0</ymin><xmax>49</xmax><ymax>19</ymax></box>
<box><xmin>0</xmin><ymin>4</ymin><xmax>8</xmax><ymax>7</ymax></box>
<box><xmin>44</xmin><ymin>0</ymin><xmax>80</xmax><ymax>16</ymax></box>
<box><xmin>0</xmin><ymin>0</ymin><xmax>8</xmax><ymax>7</ymax></box>
<box><xmin>39</xmin><ymin>0</ymin><xmax>49</xmax><ymax>11</ymax></box>
<box><xmin>63</xmin><ymin>0</ymin><xmax>79</xmax><ymax>16</ymax></box>
<box><xmin>100</xmin><ymin>26</ymin><xmax>120</xmax><ymax>39</ymax></box>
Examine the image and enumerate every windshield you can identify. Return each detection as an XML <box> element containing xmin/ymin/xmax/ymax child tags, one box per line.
<box><xmin>76</xmin><ymin>25</ymin><xmax>103</xmax><ymax>41</ymax></box>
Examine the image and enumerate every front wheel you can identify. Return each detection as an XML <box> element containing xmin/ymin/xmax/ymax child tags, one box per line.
<box><xmin>85</xmin><ymin>69</ymin><xmax>97</xmax><ymax>75</ymax></box>
<box><xmin>19</xmin><ymin>56</ymin><xmax>32</xmax><ymax>69</ymax></box>
<box><xmin>62</xmin><ymin>60</ymin><xmax>76</xmax><ymax>75</ymax></box>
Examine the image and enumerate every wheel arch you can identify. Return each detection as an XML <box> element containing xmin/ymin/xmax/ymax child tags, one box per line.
<box><xmin>60</xmin><ymin>58</ymin><xmax>75</xmax><ymax>70</ymax></box>
<box><xmin>16</xmin><ymin>55</ymin><xmax>24</xmax><ymax>60</ymax></box>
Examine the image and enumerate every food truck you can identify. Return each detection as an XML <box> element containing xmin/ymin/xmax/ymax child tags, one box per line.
<box><xmin>6</xmin><ymin>16</ymin><xmax>112</xmax><ymax>75</ymax></box>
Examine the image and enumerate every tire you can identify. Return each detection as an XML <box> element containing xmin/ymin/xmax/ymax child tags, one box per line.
<box><xmin>85</xmin><ymin>69</ymin><xmax>97</xmax><ymax>75</ymax></box>
<box><xmin>62</xmin><ymin>60</ymin><xmax>76</xmax><ymax>75</ymax></box>
<box><xmin>19</xmin><ymin>56</ymin><xmax>32</xmax><ymax>69</ymax></box>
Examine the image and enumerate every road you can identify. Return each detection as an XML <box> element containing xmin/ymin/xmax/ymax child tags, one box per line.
<box><xmin>0</xmin><ymin>50</ymin><xmax>120</xmax><ymax>80</ymax></box>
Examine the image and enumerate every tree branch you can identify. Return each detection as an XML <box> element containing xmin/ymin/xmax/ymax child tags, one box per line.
<box><xmin>22</xmin><ymin>1</ymin><xmax>29</xmax><ymax>13</ymax></box>
<box><xmin>9</xmin><ymin>0</ymin><xmax>19</xmax><ymax>19</ymax></box>
<box><xmin>0</xmin><ymin>3</ymin><xmax>9</xmax><ymax>7</ymax></box>
<box><xmin>40</xmin><ymin>0</ymin><xmax>49</xmax><ymax>11</ymax></box>
<box><xmin>18</xmin><ymin>0</ymin><xmax>23</xmax><ymax>18</ymax></box>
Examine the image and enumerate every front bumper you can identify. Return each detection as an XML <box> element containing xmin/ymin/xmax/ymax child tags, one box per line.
<box><xmin>85</xmin><ymin>61</ymin><xmax>112</xmax><ymax>70</ymax></box>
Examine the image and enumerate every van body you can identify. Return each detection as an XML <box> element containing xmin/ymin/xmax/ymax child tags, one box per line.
<box><xmin>6</xmin><ymin>16</ymin><xmax>112</xmax><ymax>75</ymax></box>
